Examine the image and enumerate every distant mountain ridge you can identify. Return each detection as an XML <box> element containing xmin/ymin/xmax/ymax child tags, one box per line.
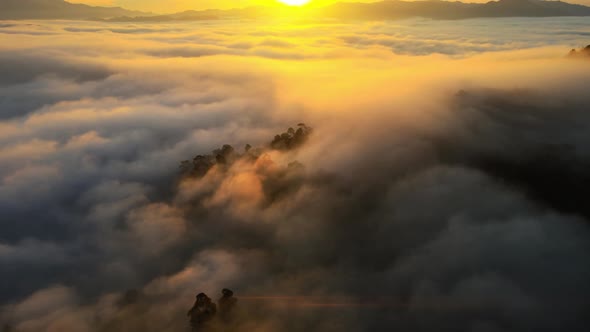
<box><xmin>102</xmin><ymin>7</ymin><xmax>279</xmax><ymax>22</ymax></box>
<box><xmin>0</xmin><ymin>0</ymin><xmax>149</xmax><ymax>20</ymax></box>
<box><xmin>1</xmin><ymin>0</ymin><xmax>590</xmax><ymax>21</ymax></box>
<box><xmin>324</xmin><ymin>0</ymin><xmax>590</xmax><ymax>20</ymax></box>
<box><xmin>107</xmin><ymin>0</ymin><xmax>590</xmax><ymax>22</ymax></box>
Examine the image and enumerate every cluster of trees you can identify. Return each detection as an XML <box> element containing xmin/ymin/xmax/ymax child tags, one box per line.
<box><xmin>179</xmin><ymin>124</ymin><xmax>312</xmax><ymax>178</ymax></box>
<box><xmin>568</xmin><ymin>45</ymin><xmax>590</xmax><ymax>58</ymax></box>
<box><xmin>270</xmin><ymin>123</ymin><xmax>313</xmax><ymax>151</ymax></box>
<box><xmin>179</xmin><ymin>144</ymin><xmax>244</xmax><ymax>178</ymax></box>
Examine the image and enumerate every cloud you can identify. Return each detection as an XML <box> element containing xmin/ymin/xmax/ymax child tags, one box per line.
<box><xmin>0</xmin><ymin>239</ymin><xmax>68</xmax><ymax>266</ymax></box>
<box><xmin>1</xmin><ymin>17</ymin><xmax>590</xmax><ymax>332</ymax></box>
<box><xmin>0</xmin><ymin>52</ymin><xmax>111</xmax><ymax>87</ymax></box>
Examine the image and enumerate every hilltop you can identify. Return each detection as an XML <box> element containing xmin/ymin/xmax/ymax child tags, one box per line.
<box><xmin>0</xmin><ymin>0</ymin><xmax>149</xmax><ymax>20</ymax></box>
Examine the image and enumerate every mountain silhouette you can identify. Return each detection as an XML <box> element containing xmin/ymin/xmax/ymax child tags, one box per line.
<box><xmin>105</xmin><ymin>0</ymin><xmax>590</xmax><ymax>22</ymax></box>
<box><xmin>2</xmin><ymin>0</ymin><xmax>590</xmax><ymax>21</ymax></box>
<box><xmin>323</xmin><ymin>0</ymin><xmax>590</xmax><ymax>20</ymax></box>
<box><xmin>0</xmin><ymin>0</ymin><xmax>149</xmax><ymax>20</ymax></box>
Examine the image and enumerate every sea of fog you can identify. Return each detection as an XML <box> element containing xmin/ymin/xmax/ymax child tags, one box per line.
<box><xmin>1</xmin><ymin>17</ymin><xmax>589</xmax><ymax>56</ymax></box>
<box><xmin>1</xmin><ymin>17</ymin><xmax>589</xmax><ymax>332</ymax></box>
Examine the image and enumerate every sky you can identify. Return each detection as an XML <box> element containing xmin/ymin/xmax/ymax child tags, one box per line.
<box><xmin>1</xmin><ymin>15</ymin><xmax>589</xmax><ymax>332</ymax></box>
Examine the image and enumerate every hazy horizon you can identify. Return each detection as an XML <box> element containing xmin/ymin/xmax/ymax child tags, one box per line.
<box><xmin>62</xmin><ymin>0</ymin><xmax>590</xmax><ymax>14</ymax></box>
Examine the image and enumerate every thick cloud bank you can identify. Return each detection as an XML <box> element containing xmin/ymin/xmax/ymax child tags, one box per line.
<box><xmin>0</xmin><ymin>18</ymin><xmax>589</xmax><ymax>332</ymax></box>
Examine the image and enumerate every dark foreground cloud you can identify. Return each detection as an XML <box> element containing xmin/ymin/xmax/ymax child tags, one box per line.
<box><xmin>0</xmin><ymin>19</ymin><xmax>589</xmax><ymax>332</ymax></box>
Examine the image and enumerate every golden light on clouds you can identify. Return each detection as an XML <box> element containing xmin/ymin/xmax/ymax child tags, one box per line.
<box><xmin>1</xmin><ymin>5</ymin><xmax>590</xmax><ymax>331</ymax></box>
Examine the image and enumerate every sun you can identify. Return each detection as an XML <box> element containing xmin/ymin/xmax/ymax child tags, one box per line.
<box><xmin>278</xmin><ymin>0</ymin><xmax>311</xmax><ymax>6</ymax></box>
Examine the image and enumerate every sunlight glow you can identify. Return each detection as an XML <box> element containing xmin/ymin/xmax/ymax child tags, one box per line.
<box><xmin>278</xmin><ymin>0</ymin><xmax>311</xmax><ymax>6</ymax></box>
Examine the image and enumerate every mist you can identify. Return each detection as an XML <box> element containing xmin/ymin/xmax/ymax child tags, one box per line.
<box><xmin>1</xmin><ymin>18</ymin><xmax>589</xmax><ymax>332</ymax></box>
